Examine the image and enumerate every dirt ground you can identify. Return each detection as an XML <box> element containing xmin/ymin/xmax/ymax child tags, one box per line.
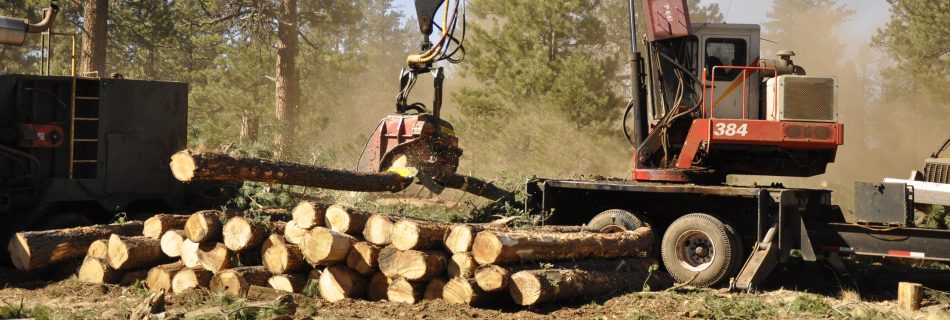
<box><xmin>0</xmin><ymin>261</ymin><xmax>946</xmax><ymax>320</ymax></box>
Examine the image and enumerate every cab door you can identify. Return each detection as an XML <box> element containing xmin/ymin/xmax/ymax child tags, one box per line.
<box><xmin>702</xmin><ymin>36</ymin><xmax>757</xmax><ymax>119</ymax></box>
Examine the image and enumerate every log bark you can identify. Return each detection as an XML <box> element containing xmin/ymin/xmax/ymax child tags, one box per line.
<box><xmin>424</xmin><ymin>277</ymin><xmax>448</xmax><ymax>300</ymax></box>
<box><xmin>443</xmin><ymin>277</ymin><xmax>502</xmax><ymax>306</ymax></box>
<box><xmin>443</xmin><ymin>224</ymin><xmax>588</xmax><ymax>254</ymax></box>
<box><xmin>210</xmin><ymin>266</ymin><xmax>271</xmax><ymax>296</ymax></box>
<box><xmin>223</xmin><ymin>216</ymin><xmax>269</xmax><ymax>251</ymax></box>
<box><xmin>143</xmin><ymin>214</ymin><xmax>189</xmax><ymax>239</ymax></box>
<box><xmin>387</xmin><ymin>278</ymin><xmax>426</xmax><ymax>304</ymax></box>
<box><xmin>434</xmin><ymin>174</ymin><xmax>513</xmax><ymax>201</ymax></box>
<box><xmin>262</xmin><ymin>235</ymin><xmax>308</xmax><ymax>275</ymax></box>
<box><xmin>8</xmin><ymin>222</ymin><xmax>143</xmax><ymax>270</ymax></box>
<box><xmin>377</xmin><ymin>246</ymin><xmax>399</xmax><ymax>278</ymax></box>
<box><xmin>291</xmin><ymin>201</ymin><xmax>327</xmax><ymax>229</ymax></box>
<box><xmin>366</xmin><ymin>272</ymin><xmax>391</xmax><ymax>302</ymax></box>
<box><xmin>180</xmin><ymin>239</ymin><xmax>201</xmax><ymax>268</ymax></box>
<box><xmin>300</xmin><ymin>227</ymin><xmax>356</xmax><ymax>265</ymax></box>
<box><xmin>345</xmin><ymin>242</ymin><xmax>381</xmax><ymax>275</ymax></box>
<box><xmin>108</xmin><ymin>235</ymin><xmax>170</xmax><ymax>270</ymax></box>
<box><xmin>172</xmin><ymin>267</ymin><xmax>214</xmax><ymax>294</ymax></box>
<box><xmin>121</xmin><ymin>269</ymin><xmax>149</xmax><ymax>286</ymax></box>
<box><xmin>78</xmin><ymin>256</ymin><xmax>121</xmax><ymax>284</ymax></box>
<box><xmin>324</xmin><ymin>205</ymin><xmax>373</xmax><ymax>235</ymax></box>
<box><xmin>509</xmin><ymin>267</ymin><xmax>653</xmax><ymax>306</ymax></box>
<box><xmin>394</xmin><ymin>250</ymin><xmax>447</xmax><ymax>281</ymax></box>
<box><xmin>86</xmin><ymin>239</ymin><xmax>109</xmax><ymax>260</ymax></box>
<box><xmin>146</xmin><ymin>262</ymin><xmax>185</xmax><ymax>292</ymax></box>
<box><xmin>283</xmin><ymin>221</ymin><xmax>308</xmax><ymax>245</ymax></box>
<box><xmin>475</xmin><ymin>258</ymin><xmax>652</xmax><ymax>293</ymax></box>
<box><xmin>391</xmin><ymin>219</ymin><xmax>450</xmax><ymax>250</ymax></box>
<box><xmin>170</xmin><ymin>150</ymin><xmax>412</xmax><ymax>192</ymax></box>
<box><xmin>362</xmin><ymin>214</ymin><xmax>394</xmax><ymax>245</ymax></box>
<box><xmin>79</xmin><ymin>0</ymin><xmax>107</xmax><ymax>75</ymax></box>
<box><xmin>184</xmin><ymin>210</ymin><xmax>228</xmax><ymax>243</ymax></box>
<box><xmin>471</xmin><ymin>227</ymin><xmax>654</xmax><ymax>265</ymax></box>
<box><xmin>318</xmin><ymin>264</ymin><xmax>366</xmax><ymax>302</ymax></box>
<box><xmin>448</xmin><ymin>252</ymin><xmax>477</xmax><ymax>279</ymax></box>
<box><xmin>268</xmin><ymin>273</ymin><xmax>309</xmax><ymax>293</ymax></box>
<box><xmin>160</xmin><ymin>230</ymin><xmax>186</xmax><ymax>258</ymax></box>
<box><xmin>273</xmin><ymin>0</ymin><xmax>299</xmax><ymax>160</ymax></box>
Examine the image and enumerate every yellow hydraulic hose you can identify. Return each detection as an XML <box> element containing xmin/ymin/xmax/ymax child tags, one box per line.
<box><xmin>407</xmin><ymin>0</ymin><xmax>456</xmax><ymax>66</ymax></box>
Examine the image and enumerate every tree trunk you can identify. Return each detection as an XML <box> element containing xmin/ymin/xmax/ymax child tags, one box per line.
<box><xmin>362</xmin><ymin>214</ymin><xmax>394</xmax><ymax>245</ymax></box>
<box><xmin>180</xmin><ymin>239</ymin><xmax>201</xmax><ymax>268</ymax></box>
<box><xmin>120</xmin><ymin>269</ymin><xmax>149</xmax><ymax>286</ymax></box>
<box><xmin>345</xmin><ymin>241</ymin><xmax>381</xmax><ymax>275</ymax></box>
<box><xmin>424</xmin><ymin>277</ymin><xmax>448</xmax><ymax>300</ymax></box>
<box><xmin>391</xmin><ymin>219</ymin><xmax>450</xmax><ymax>250</ymax></box>
<box><xmin>443</xmin><ymin>224</ymin><xmax>588</xmax><ymax>254</ymax></box>
<box><xmin>170</xmin><ymin>150</ymin><xmax>412</xmax><ymax>192</ymax></box>
<box><xmin>240</xmin><ymin>111</ymin><xmax>260</xmax><ymax>145</ymax></box>
<box><xmin>80</xmin><ymin>0</ymin><xmax>107</xmax><ymax>75</ymax></box>
<box><xmin>268</xmin><ymin>273</ymin><xmax>309</xmax><ymax>293</ymax></box>
<box><xmin>262</xmin><ymin>235</ymin><xmax>308</xmax><ymax>275</ymax></box>
<box><xmin>78</xmin><ymin>256</ymin><xmax>121</xmax><ymax>284</ymax></box>
<box><xmin>8</xmin><ymin>222</ymin><xmax>143</xmax><ymax>270</ymax></box>
<box><xmin>300</xmin><ymin>227</ymin><xmax>356</xmax><ymax>265</ymax></box>
<box><xmin>471</xmin><ymin>227</ymin><xmax>654</xmax><ymax>265</ymax></box>
<box><xmin>86</xmin><ymin>239</ymin><xmax>108</xmax><ymax>260</ymax></box>
<box><xmin>324</xmin><ymin>205</ymin><xmax>372</xmax><ymax>235</ymax></box>
<box><xmin>443</xmin><ymin>277</ymin><xmax>503</xmax><ymax>306</ymax></box>
<box><xmin>146</xmin><ymin>262</ymin><xmax>185</xmax><ymax>292</ymax></box>
<box><xmin>198</xmin><ymin>242</ymin><xmax>254</xmax><ymax>274</ymax></box>
<box><xmin>394</xmin><ymin>250</ymin><xmax>447</xmax><ymax>281</ymax></box>
<box><xmin>448</xmin><ymin>252</ymin><xmax>477</xmax><ymax>278</ymax></box>
<box><xmin>291</xmin><ymin>201</ymin><xmax>327</xmax><ymax>229</ymax></box>
<box><xmin>184</xmin><ymin>210</ymin><xmax>228</xmax><ymax>243</ymax></box>
<box><xmin>509</xmin><ymin>267</ymin><xmax>652</xmax><ymax>306</ymax></box>
<box><xmin>387</xmin><ymin>278</ymin><xmax>426</xmax><ymax>304</ymax></box>
<box><xmin>172</xmin><ymin>267</ymin><xmax>214</xmax><ymax>294</ymax></box>
<box><xmin>434</xmin><ymin>174</ymin><xmax>513</xmax><ymax>201</ymax></box>
<box><xmin>273</xmin><ymin>0</ymin><xmax>299</xmax><ymax>160</ymax></box>
<box><xmin>475</xmin><ymin>258</ymin><xmax>654</xmax><ymax>293</ymax></box>
<box><xmin>107</xmin><ymin>234</ymin><xmax>170</xmax><ymax>270</ymax></box>
<box><xmin>283</xmin><ymin>221</ymin><xmax>308</xmax><ymax>245</ymax></box>
<box><xmin>210</xmin><ymin>266</ymin><xmax>272</xmax><ymax>296</ymax></box>
<box><xmin>160</xmin><ymin>230</ymin><xmax>186</xmax><ymax>258</ymax></box>
<box><xmin>366</xmin><ymin>272</ymin><xmax>391</xmax><ymax>302</ymax></box>
<box><xmin>143</xmin><ymin>214</ymin><xmax>190</xmax><ymax>239</ymax></box>
<box><xmin>377</xmin><ymin>246</ymin><xmax>399</xmax><ymax>278</ymax></box>
<box><xmin>318</xmin><ymin>264</ymin><xmax>366</xmax><ymax>302</ymax></box>
<box><xmin>223</xmin><ymin>216</ymin><xmax>273</xmax><ymax>251</ymax></box>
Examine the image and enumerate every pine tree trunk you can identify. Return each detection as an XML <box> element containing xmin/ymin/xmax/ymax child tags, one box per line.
<box><xmin>391</xmin><ymin>219</ymin><xmax>450</xmax><ymax>250</ymax></box>
<box><xmin>143</xmin><ymin>214</ymin><xmax>190</xmax><ymax>239</ymax></box>
<box><xmin>179</xmin><ymin>239</ymin><xmax>201</xmax><ymax>268</ymax></box>
<box><xmin>448</xmin><ymin>252</ymin><xmax>477</xmax><ymax>278</ymax></box>
<box><xmin>268</xmin><ymin>273</ymin><xmax>309</xmax><ymax>293</ymax></box>
<box><xmin>262</xmin><ymin>235</ymin><xmax>308</xmax><ymax>275</ymax></box>
<box><xmin>107</xmin><ymin>234</ymin><xmax>170</xmax><ymax>270</ymax></box>
<box><xmin>291</xmin><ymin>201</ymin><xmax>327</xmax><ymax>229</ymax></box>
<box><xmin>377</xmin><ymin>246</ymin><xmax>400</xmax><ymax>278</ymax></box>
<box><xmin>171</xmin><ymin>267</ymin><xmax>214</xmax><ymax>294</ymax></box>
<box><xmin>80</xmin><ymin>0</ymin><xmax>107</xmax><ymax>75</ymax></box>
<box><xmin>362</xmin><ymin>214</ymin><xmax>394</xmax><ymax>245</ymax></box>
<box><xmin>324</xmin><ymin>205</ymin><xmax>373</xmax><ymax>235</ymax></box>
<box><xmin>210</xmin><ymin>266</ymin><xmax>271</xmax><ymax>296</ymax></box>
<box><xmin>184</xmin><ymin>210</ymin><xmax>229</xmax><ymax>243</ymax></box>
<box><xmin>509</xmin><ymin>268</ymin><xmax>651</xmax><ymax>306</ymax></box>
<box><xmin>345</xmin><ymin>241</ymin><xmax>381</xmax><ymax>275</ymax></box>
<box><xmin>471</xmin><ymin>227</ymin><xmax>654</xmax><ymax>265</ymax></box>
<box><xmin>283</xmin><ymin>221</ymin><xmax>308</xmax><ymax>245</ymax></box>
<box><xmin>273</xmin><ymin>0</ymin><xmax>299</xmax><ymax>160</ymax></box>
<box><xmin>387</xmin><ymin>278</ymin><xmax>426</xmax><ymax>304</ymax></box>
<box><xmin>222</xmin><ymin>216</ymin><xmax>274</xmax><ymax>251</ymax></box>
<box><xmin>475</xmin><ymin>258</ymin><xmax>655</xmax><ymax>293</ymax></box>
<box><xmin>78</xmin><ymin>256</ymin><xmax>121</xmax><ymax>284</ymax></box>
<box><xmin>300</xmin><ymin>227</ymin><xmax>356</xmax><ymax>265</ymax></box>
<box><xmin>443</xmin><ymin>224</ymin><xmax>588</xmax><ymax>254</ymax></box>
<box><xmin>146</xmin><ymin>262</ymin><xmax>185</xmax><ymax>292</ymax></box>
<box><xmin>8</xmin><ymin>222</ymin><xmax>143</xmax><ymax>270</ymax></box>
<box><xmin>318</xmin><ymin>264</ymin><xmax>366</xmax><ymax>302</ymax></box>
<box><xmin>443</xmin><ymin>277</ymin><xmax>503</xmax><ymax>306</ymax></box>
<box><xmin>434</xmin><ymin>174</ymin><xmax>513</xmax><ymax>201</ymax></box>
<box><xmin>393</xmin><ymin>250</ymin><xmax>447</xmax><ymax>281</ymax></box>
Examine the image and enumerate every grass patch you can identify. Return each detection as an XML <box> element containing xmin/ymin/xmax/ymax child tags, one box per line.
<box><xmin>695</xmin><ymin>293</ymin><xmax>776</xmax><ymax>319</ymax></box>
<box><xmin>0</xmin><ymin>301</ymin><xmax>61</xmax><ymax>320</ymax></box>
<box><xmin>788</xmin><ymin>294</ymin><xmax>834</xmax><ymax>317</ymax></box>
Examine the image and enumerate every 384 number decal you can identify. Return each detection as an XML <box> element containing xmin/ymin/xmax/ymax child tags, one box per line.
<box><xmin>713</xmin><ymin>123</ymin><xmax>749</xmax><ymax>137</ymax></box>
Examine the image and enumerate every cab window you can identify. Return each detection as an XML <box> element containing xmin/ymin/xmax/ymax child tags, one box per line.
<box><xmin>705</xmin><ymin>38</ymin><xmax>747</xmax><ymax>81</ymax></box>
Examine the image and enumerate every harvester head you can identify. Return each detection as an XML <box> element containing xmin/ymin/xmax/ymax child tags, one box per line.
<box><xmin>357</xmin><ymin>113</ymin><xmax>461</xmax><ymax>178</ymax></box>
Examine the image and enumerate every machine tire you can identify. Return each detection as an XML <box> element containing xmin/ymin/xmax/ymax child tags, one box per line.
<box><xmin>586</xmin><ymin>209</ymin><xmax>648</xmax><ymax>232</ymax></box>
<box><xmin>723</xmin><ymin>222</ymin><xmax>745</xmax><ymax>278</ymax></box>
<box><xmin>661</xmin><ymin>213</ymin><xmax>740</xmax><ymax>287</ymax></box>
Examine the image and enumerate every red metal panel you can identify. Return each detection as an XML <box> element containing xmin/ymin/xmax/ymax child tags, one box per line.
<box><xmin>641</xmin><ymin>0</ymin><xmax>692</xmax><ymax>41</ymax></box>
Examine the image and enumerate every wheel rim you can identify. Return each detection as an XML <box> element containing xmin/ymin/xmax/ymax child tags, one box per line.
<box><xmin>675</xmin><ymin>230</ymin><xmax>715</xmax><ymax>272</ymax></box>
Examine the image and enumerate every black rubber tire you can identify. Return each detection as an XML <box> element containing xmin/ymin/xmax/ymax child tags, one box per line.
<box><xmin>723</xmin><ymin>222</ymin><xmax>745</xmax><ymax>279</ymax></box>
<box><xmin>586</xmin><ymin>209</ymin><xmax>648</xmax><ymax>232</ymax></box>
<box><xmin>660</xmin><ymin>213</ymin><xmax>740</xmax><ymax>287</ymax></box>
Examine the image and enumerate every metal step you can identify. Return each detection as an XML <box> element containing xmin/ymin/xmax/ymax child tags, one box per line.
<box><xmin>732</xmin><ymin>226</ymin><xmax>779</xmax><ymax>291</ymax></box>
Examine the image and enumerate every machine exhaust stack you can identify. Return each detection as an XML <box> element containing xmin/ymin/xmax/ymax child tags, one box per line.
<box><xmin>0</xmin><ymin>4</ymin><xmax>59</xmax><ymax>46</ymax></box>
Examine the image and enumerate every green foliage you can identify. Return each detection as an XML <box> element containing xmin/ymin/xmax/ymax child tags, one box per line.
<box><xmin>788</xmin><ymin>294</ymin><xmax>833</xmax><ymax>317</ymax></box>
<box><xmin>873</xmin><ymin>0</ymin><xmax>950</xmax><ymax>103</ymax></box>
<box><xmin>0</xmin><ymin>301</ymin><xmax>58</xmax><ymax>320</ymax></box>
<box><xmin>696</xmin><ymin>293</ymin><xmax>776</xmax><ymax>319</ymax></box>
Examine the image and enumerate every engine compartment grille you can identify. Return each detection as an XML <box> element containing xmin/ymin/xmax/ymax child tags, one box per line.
<box><xmin>779</xmin><ymin>76</ymin><xmax>836</xmax><ymax>121</ymax></box>
<box><xmin>924</xmin><ymin>159</ymin><xmax>950</xmax><ymax>184</ymax></box>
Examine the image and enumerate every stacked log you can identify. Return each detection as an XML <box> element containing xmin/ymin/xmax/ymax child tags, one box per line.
<box><xmin>8</xmin><ymin>222</ymin><xmax>144</xmax><ymax>270</ymax></box>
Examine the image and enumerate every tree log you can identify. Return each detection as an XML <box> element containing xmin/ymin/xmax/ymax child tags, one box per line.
<box><xmin>223</xmin><ymin>216</ymin><xmax>268</xmax><ymax>251</ymax></box>
<box><xmin>318</xmin><ymin>264</ymin><xmax>366</xmax><ymax>302</ymax></box>
<box><xmin>262</xmin><ymin>235</ymin><xmax>308</xmax><ymax>275</ymax></box>
<box><xmin>184</xmin><ymin>210</ymin><xmax>228</xmax><ymax>243</ymax></box>
<box><xmin>387</xmin><ymin>278</ymin><xmax>426</xmax><ymax>304</ymax></box>
<box><xmin>120</xmin><ymin>269</ymin><xmax>149</xmax><ymax>286</ymax></box>
<box><xmin>377</xmin><ymin>246</ymin><xmax>399</xmax><ymax>278</ymax></box>
<box><xmin>471</xmin><ymin>227</ymin><xmax>654</xmax><ymax>265</ymax></box>
<box><xmin>143</xmin><ymin>214</ymin><xmax>189</xmax><ymax>239</ymax></box>
<box><xmin>443</xmin><ymin>224</ymin><xmax>588</xmax><ymax>254</ymax></box>
<box><xmin>86</xmin><ymin>239</ymin><xmax>109</xmax><ymax>260</ymax></box>
<box><xmin>268</xmin><ymin>273</ymin><xmax>308</xmax><ymax>293</ymax></box>
<box><xmin>345</xmin><ymin>242</ymin><xmax>381</xmax><ymax>275</ymax></box>
<box><xmin>210</xmin><ymin>266</ymin><xmax>271</xmax><ymax>296</ymax></box>
<box><xmin>78</xmin><ymin>256</ymin><xmax>121</xmax><ymax>284</ymax></box>
<box><xmin>300</xmin><ymin>227</ymin><xmax>356</xmax><ymax>265</ymax></box>
<box><xmin>424</xmin><ymin>277</ymin><xmax>448</xmax><ymax>300</ymax></box>
<box><xmin>394</xmin><ymin>250</ymin><xmax>447</xmax><ymax>281</ymax></box>
<box><xmin>443</xmin><ymin>277</ymin><xmax>502</xmax><ymax>306</ymax></box>
<box><xmin>170</xmin><ymin>150</ymin><xmax>413</xmax><ymax>192</ymax></box>
<box><xmin>283</xmin><ymin>221</ymin><xmax>308</xmax><ymax>245</ymax></box>
<box><xmin>324</xmin><ymin>205</ymin><xmax>372</xmax><ymax>235</ymax></box>
<box><xmin>291</xmin><ymin>201</ymin><xmax>327</xmax><ymax>229</ymax></box>
<box><xmin>146</xmin><ymin>262</ymin><xmax>185</xmax><ymax>292</ymax></box>
<box><xmin>172</xmin><ymin>267</ymin><xmax>214</xmax><ymax>294</ymax></box>
<box><xmin>366</xmin><ymin>272</ymin><xmax>391</xmax><ymax>302</ymax></box>
<box><xmin>509</xmin><ymin>266</ymin><xmax>653</xmax><ymax>306</ymax></box>
<box><xmin>475</xmin><ymin>258</ymin><xmax>652</xmax><ymax>293</ymax></box>
<box><xmin>8</xmin><ymin>222</ymin><xmax>143</xmax><ymax>270</ymax></box>
<box><xmin>197</xmin><ymin>242</ymin><xmax>256</xmax><ymax>273</ymax></box>
<box><xmin>362</xmin><ymin>214</ymin><xmax>394</xmax><ymax>245</ymax></box>
<box><xmin>434</xmin><ymin>173</ymin><xmax>513</xmax><ymax>201</ymax></box>
<box><xmin>898</xmin><ymin>282</ymin><xmax>922</xmax><ymax>311</ymax></box>
<box><xmin>448</xmin><ymin>252</ymin><xmax>477</xmax><ymax>279</ymax></box>
<box><xmin>160</xmin><ymin>230</ymin><xmax>186</xmax><ymax>258</ymax></box>
<box><xmin>180</xmin><ymin>239</ymin><xmax>201</xmax><ymax>268</ymax></box>
<box><xmin>392</xmin><ymin>219</ymin><xmax>450</xmax><ymax>250</ymax></box>
<box><xmin>108</xmin><ymin>235</ymin><xmax>170</xmax><ymax>270</ymax></box>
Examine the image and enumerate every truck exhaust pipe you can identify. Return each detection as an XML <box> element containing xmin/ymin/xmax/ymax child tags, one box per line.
<box><xmin>0</xmin><ymin>4</ymin><xmax>59</xmax><ymax>46</ymax></box>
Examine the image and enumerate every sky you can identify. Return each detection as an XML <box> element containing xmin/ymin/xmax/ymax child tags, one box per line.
<box><xmin>390</xmin><ymin>0</ymin><xmax>892</xmax><ymax>59</ymax></box>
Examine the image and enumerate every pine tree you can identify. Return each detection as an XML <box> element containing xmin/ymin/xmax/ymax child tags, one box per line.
<box><xmin>872</xmin><ymin>0</ymin><xmax>950</xmax><ymax>103</ymax></box>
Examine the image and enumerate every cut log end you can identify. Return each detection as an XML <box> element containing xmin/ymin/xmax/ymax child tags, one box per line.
<box><xmin>509</xmin><ymin>271</ymin><xmax>543</xmax><ymax>305</ymax></box>
<box><xmin>180</xmin><ymin>239</ymin><xmax>201</xmax><ymax>268</ymax></box>
<box><xmin>324</xmin><ymin>205</ymin><xmax>353</xmax><ymax>233</ymax></box>
<box><xmin>291</xmin><ymin>201</ymin><xmax>325</xmax><ymax>229</ymax></box>
<box><xmin>8</xmin><ymin>233</ymin><xmax>31</xmax><ymax>271</ymax></box>
<box><xmin>474</xmin><ymin>265</ymin><xmax>510</xmax><ymax>293</ymax></box>
<box><xmin>160</xmin><ymin>230</ymin><xmax>186</xmax><ymax>258</ymax></box>
<box><xmin>470</xmin><ymin>232</ymin><xmax>503</xmax><ymax>265</ymax></box>
<box><xmin>86</xmin><ymin>239</ymin><xmax>109</xmax><ymax>260</ymax></box>
<box><xmin>146</xmin><ymin>262</ymin><xmax>185</xmax><ymax>292</ymax></box>
<box><xmin>108</xmin><ymin>234</ymin><xmax>166</xmax><ymax>270</ymax></box>
<box><xmin>318</xmin><ymin>265</ymin><xmax>366</xmax><ymax>302</ymax></box>
<box><xmin>78</xmin><ymin>257</ymin><xmax>119</xmax><ymax>284</ymax></box>
<box><xmin>143</xmin><ymin>214</ymin><xmax>189</xmax><ymax>239</ymax></box>
<box><xmin>390</xmin><ymin>221</ymin><xmax>420</xmax><ymax>251</ymax></box>
<box><xmin>301</xmin><ymin>227</ymin><xmax>356</xmax><ymax>265</ymax></box>
<box><xmin>395</xmin><ymin>250</ymin><xmax>447</xmax><ymax>281</ymax></box>
<box><xmin>346</xmin><ymin>242</ymin><xmax>381</xmax><ymax>275</ymax></box>
<box><xmin>444</xmin><ymin>225</ymin><xmax>476</xmax><ymax>253</ymax></box>
<box><xmin>268</xmin><ymin>274</ymin><xmax>309</xmax><ymax>293</ymax></box>
<box><xmin>448</xmin><ymin>253</ymin><xmax>477</xmax><ymax>279</ymax></box>
<box><xmin>362</xmin><ymin>214</ymin><xmax>393</xmax><ymax>245</ymax></box>
<box><xmin>170</xmin><ymin>151</ymin><xmax>197</xmax><ymax>182</ymax></box>
<box><xmin>222</xmin><ymin>216</ymin><xmax>266</xmax><ymax>251</ymax></box>
<box><xmin>283</xmin><ymin>222</ymin><xmax>308</xmax><ymax>245</ymax></box>
<box><xmin>172</xmin><ymin>267</ymin><xmax>214</xmax><ymax>294</ymax></box>
<box><xmin>387</xmin><ymin>278</ymin><xmax>425</xmax><ymax>304</ymax></box>
<box><xmin>210</xmin><ymin>266</ymin><xmax>270</xmax><ymax>296</ymax></box>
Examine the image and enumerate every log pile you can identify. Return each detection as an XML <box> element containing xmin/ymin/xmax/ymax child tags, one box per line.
<box><xmin>9</xmin><ymin>200</ymin><xmax>659</xmax><ymax>307</ymax></box>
